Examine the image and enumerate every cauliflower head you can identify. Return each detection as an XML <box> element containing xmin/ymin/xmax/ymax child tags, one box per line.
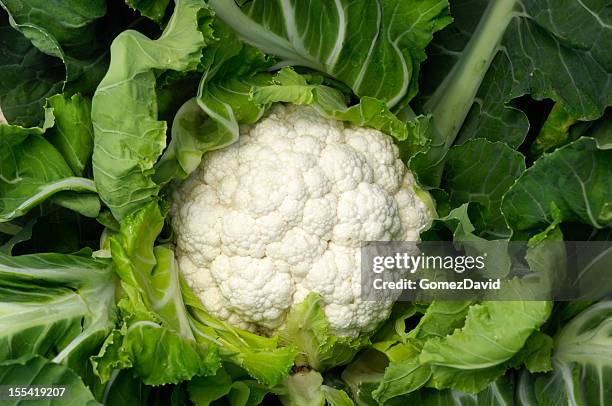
<box><xmin>170</xmin><ymin>104</ymin><xmax>432</xmax><ymax>337</ymax></box>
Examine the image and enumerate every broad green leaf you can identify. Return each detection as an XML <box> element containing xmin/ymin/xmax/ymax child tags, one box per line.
<box><xmin>425</xmin><ymin>363</ymin><xmax>508</xmax><ymax>394</ymax></box>
<box><xmin>0</xmin><ymin>252</ymin><xmax>117</xmax><ymax>376</ymax></box>
<box><xmin>402</xmin><ymin>376</ymin><xmax>515</xmax><ymax>406</ymax></box>
<box><xmin>372</xmin><ymin>354</ymin><xmax>432</xmax><ymax>404</ymax></box>
<box><xmin>368</xmin><ymin>302</ymin><xmax>471</xmax><ymax>402</ymax></box>
<box><xmin>410</xmin><ymin>301</ymin><xmax>472</xmax><ymax>342</ymax></box>
<box><xmin>421</xmin><ymin>7</ymin><xmax>530</xmax><ymax>149</ymax></box>
<box><xmin>518</xmin><ymin>331</ymin><xmax>554</xmax><ymax>373</ymax></box>
<box><xmin>92</xmin><ymin>0</ymin><xmax>212</xmax><ymax>220</ymax></box>
<box><xmin>279</xmin><ymin>293</ymin><xmax>370</xmax><ymax>372</ymax></box>
<box><xmin>227</xmin><ymin>380</ymin><xmax>270</xmax><ymax>406</ymax></box>
<box><xmin>93</xmin><ymin>202</ymin><xmax>221</xmax><ymax>385</ymax></box>
<box><xmin>418</xmin><ymin>0</ymin><xmax>612</xmax><ymax>187</ymax></box>
<box><xmin>45</xmin><ymin>93</ymin><xmax>93</xmax><ymax>176</ymax></box>
<box><xmin>209</xmin><ymin>0</ymin><xmax>451</xmax><ymax>107</ymax></box>
<box><xmin>421</xmin><ymin>300</ymin><xmax>552</xmax><ymax>369</ymax></box>
<box><xmin>341</xmin><ymin>349</ymin><xmax>390</xmax><ymax>406</ymax></box>
<box><xmin>426</xmin><ymin>0</ymin><xmax>611</xmax><ymax>139</ymax></box>
<box><xmin>0</xmin><ymin>0</ymin><xmax>106</xmax><ymax>58</ymax></box>
<box><xmin>321</xmin><ymin>385</ymin><xmax>354</xmax><ymax>406</ymax></box>
<box><xmin>188</xmin><ymin>368</ymin><xmax>233</xmax><ymax>405</ymax></box>
<box><xmin>0</xmin><ymin>0</ymin><xmax>109</xmax><ymax>126</ymax></box>
<box><xmin>50</xmin><ymin>191</ymin><xmax>101</xmax><ymax>219</ymax></box>
<box><xmin>421</xmin><ymin>204</ymin><xmax>512</xmax><ymax>278</ymax></box>
<box><xmin>443</xmin><ymin>139</ymin><xmax>526</xmax><ymax>238</ymax></box>
<box><xmin>418</xmin><ymin>299</ymin><xmax>552</xmax><ymax>393</ymax></box>
<box><xmin>454</xmin><ymin>53</ymin><xmax>530</xmax><ymax>148</ymax></box>
<box><xmin>154</xmin><ymin>19</ymin><xmax>272</xmax><ymax>184</ymax></box>
<box><xmin>93</xmin><ymin>320</ymin><xmax>220</xmax><ymax>386</ymax></box>
<box><xmin>0</xmin><ymin>15</ymin><xmax>64</xmax><ymax>127</ymax></box>
<box><xmin>502</xmin><ymin>137</ymin><xmax>611</xmax><ymax>234</ymax></box>
<box><xmin>0</xmin><ymin>121</ymin><xmax>99</xmax><ymax>222</ymax></box>
<box><xmin>0</xmin><ymin>355</ymin><xmax>100</xmax><ymax>406</ymax></box>
<box><xmin>100</xmin><ymin>201</ymin><xmax>294</xmax><ymax>387</ymax></box>
<box><xmin>518</xmin><ymin>302</ymin><xmax>612</xmax><ymax>406</ymax></box>
<box><xmin>100</xmin><ymin>370</ymin><xmax>151</xmax><ymax>406</ymax></box>
<box><xmin>586</xmin><ymin>110</ymin><xmax>612</xmax><ymax>149</ymax></box>
<box><xmin>503</xmin><ymin>0</ymin><xmax>611</xmax><ymax>121</ymax></box>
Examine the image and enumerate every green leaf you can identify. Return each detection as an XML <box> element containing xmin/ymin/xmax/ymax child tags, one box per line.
<box><xmin>421</xmin><ymin>300</ymin><xmax>552</xmax><ymax>369</ymax></box>
<box><xmin>0</xmin><ymin>0</ymin><xmax>109</xmax><ymax>126</ymax></box>
<box><xmin>154</xmin><ymin>19</ymin><xmax>272</xmax><ymax>184</ymax></box>
<box><xmin>443</xmin><ymin>139</ymin><xmax>526</xmax><ymax>238</ymax></box>
<box><xmin>341</xmin><ymin>349</ymin><xmax>388</xmax><ymax>406</ymax></box>
<box><xmin>454</xmin><ymin>54</ymin><xmax>530</xmax><ymax>149</ymax></box>
<box><xmin>45</xmin><ymin>93</ymin><xmax>94</xmax><ymax>176</ymax></box>
<box><xmin>530</xmin><ymin>103</ymin><xmax>580</xmax><ymax>158</ymax></box>
<box><xmin>421</xmin><ymin>205</ymin><xmax>514</xmax><ymax>281</ymax></box>
<box><xmin>502</xmin><ymin>137</ymin><xmax>611</xmax><ymax>234</ymax></box>
<box><xmin>227</xmin><ymin>380</ymin><xmax>270</xmax><ymax>406</ymax></box>
<box><xmin>585</xmin><ymin>110</ymin><xmax>612</xmax><ymax>149</ymax></box>
<box><xmin>279</xmin><ymin>293</ymin><xmax>369</xmax><ymax>372</ymax></box>
<box><xmin>91</xmin><ymin>0</ymin><xmax>213</xmax><ymax>220</ymax></box>
<box><xmin>410</xmin><ymin>301</ymin><xmax>472</xmax><ymax>342</ymax></box>
<box><xmin>208</xmin><ymin>0</ymin><xmax>451</xmax><ymax>107</ymax></box>
<box><xmin>188</xmin><ymin>305</ymin><xmax>297</xmax><ymax>387</ymax></box>
<box><xmin>0</xmin><ymin>218</ymin><xmax>36</xmax><ymax>255</ymax></box>
<box><xmin>0</xmin><ymin>15</ymin><xmax>64</xmax><ymax>127</ymax></box>
<box><xmin>0</xmin><ymin>355</ymin><xmax>100</xmax><ymax>406</ymax></box>
<box><xmin>94</xmin><ymin>320</ymin><xmax>220</xmax><ymax>386</ymax></box>
<box><xmin>188</xmin><ymin>368</ymin><xmax>233</xmax><ymax>405</ymax></box>
<box><xmin>276</xmin><ymin>370</ymin><xmax>326</xmax><ymax>406</ymax></box>
<box><xmin>419</xmin><ymin>300</ymin><xmax>552</xmax><ymax>393</ymax></box>
<box><xmin>403</xmin><ymin>376</ymin><xmax>515</xmax><ymax>406</ymax></box>
<box><xmin>372</xmin><ymin>354</ymin><xmax>432</xmax><ymax>404</ymax></box>
<box><xmin>250</xmin><ymin>68</ymin><xmax>411</xmax><ymax>141</ymax></box>
<box><xmin>425</xmin><ymin>363</ymin><xmax>508</xmax><ymax>394</ymax></box>
<box><xmin>321</xmin><ymin>385</ymin><xmax>354</xmax><ymax>406</ymax></box>
<box><xmin>126</xmin><ymin>0</ymin><xmax>172</xmax><ymax>23</ymax></box>
<box><xmin>50</xmin><ymin>191</ymin><xmax>101</xmax><ymax>219</ymax></box>
<box><xmin>100</xmin><ymin>370</ymin><xmax>151</xmax><ymax>406</ymax></box>
<box><xmin>419</xmin><ymin>0</ymin><xmax>612</xmax><ymax>187</ymax></box>
<box><xmin>273</xmin><ymin>370</ymin><xmax>354</xmax><ymax>406</ymax></box>
<box><xmin>0</xmin><ymin>109</ymin><xmax>100</xmax><ymax>222</ymax></box>
<box><xmin>502</xmin><ymin>1</ymin><xmax>611</xmax><ymax>121</ymax></box>
<box><xmin>427</xmin><ymin>0</ymin><xmax>611</xmax><ymax>139</ymax></box>
<box><xmin>367</xmin><ymin>302</ymin><xmax>471</xmax><ymax>402</ymax></box>
<box><xmin>518</xmin><ymin>302</ymin><xmax>612</xmax><ymax>406</ymax></box>
<box><xmin>517</xmin><ymin>331</ymin><xmax>554</xmax><ymax>373</ymax></box>
<box><xmin>94</xmin><ymin>202</ymin><xmax>221</xmax><ymax>385</ymax></box>
<box><xmin>0</xmin><ymin>252</ymin><xmax>117</xmax><ymax>376</ymax></box>
<box><xmin>100</xmin><ymin>201</ymin><xmax>294</xmax><ymax>387</ymax></box>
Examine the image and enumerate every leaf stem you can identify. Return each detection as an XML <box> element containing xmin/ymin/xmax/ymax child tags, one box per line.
<box><xmin>425</xmin><ymin>0</ymin><xmax>517</xmax><ymax>146</ymax></box>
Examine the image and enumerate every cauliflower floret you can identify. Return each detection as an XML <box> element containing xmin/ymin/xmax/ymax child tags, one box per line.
<box><xmin>170</xmin><ymin>104</ymin><xmax>432</xmax><ymax>337</ymax></box>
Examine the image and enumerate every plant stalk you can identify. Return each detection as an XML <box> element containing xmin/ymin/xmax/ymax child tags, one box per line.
<box><xmin>425</xmin><ymin>0</ymin><xmax>517</xmax><ymax>146</ymax></box>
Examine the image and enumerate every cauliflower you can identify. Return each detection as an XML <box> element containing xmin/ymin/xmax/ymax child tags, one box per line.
<box><xmin>170</xmin><ymin>104</ymin><xmax>432</xmax><ymax>337</ymax></box>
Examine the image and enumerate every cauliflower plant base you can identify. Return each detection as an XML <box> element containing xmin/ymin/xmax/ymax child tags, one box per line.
<box><xmin>171</xmin><ymin>105</ymin><xmax>431</xmax><ymax>337</ymax></box>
